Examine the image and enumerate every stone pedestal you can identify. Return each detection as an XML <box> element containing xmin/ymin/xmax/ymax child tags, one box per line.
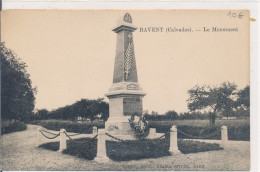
<box><xmin>94</xmin><ymin>129</ymin><xmax>109</xmax><ymax>163</ymax></box>
<box><xmin>37</xmin><ymin>128</ymin><xmax>43</xmax><ymax>146</ymax></box>
<box><xmin>169</xmin><ymin>125</ymin><xmax>181</xmax><ymax>155</ymax></box>
<box><xmin>221</xmin><ymin>126</ymin><xmax>228</xmax><ymax>148</ymax></box>
<box><xmin>59</xmin><ymin>129</ymin><xmax>67</xmax><ymax>152</ymax></box>
<box><xmin>105</xmin><ymin>84</ymin><xmax>146</xmax><ymax>140</ymax></box>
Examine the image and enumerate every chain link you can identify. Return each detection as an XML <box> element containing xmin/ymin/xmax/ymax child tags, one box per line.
<box><xmin>105</xmin><ymin>132</ymin><xmax>125</xmax><ymax>142</ymax></box>
<box><xmin>41</xmin><ymin>128</ymin><xmax>59</xmax><ymax>136</ymax></box>
<box><xmin>65</xmin><ymin>133</ymin><xmax>82</xmax><ymax>137</ymax></box>
<box><xmin>105</xmin><ymin>132</ymin><xmax>168</xmax><ymax>142</ymax></box>
<box><xmin>39</xmin><ymin>129</ymin><xmax>60</xmax><ymax>139</ymax></box>
<box><xmin>68</xmin><ymin>135</ymin><xmax>98</xmax><ymax>144</ymax></box>
<box><xmin>64</xmin><ymin>132</ymin><xmax>73</xmax><ymax>140</ymax></box>
<box><xmin>149</xmin><ymin>134</ymin><xmax>166</xmax><ymax>140</ymax></box>
<box><xmin>64</xmin><ymin>131</ymin><xmax>98</xmax><ymax>143</ymax></box>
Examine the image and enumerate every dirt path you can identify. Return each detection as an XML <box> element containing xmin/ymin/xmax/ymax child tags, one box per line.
<box><xmin>1</xmin><ymin>124</ymin><xmax>250</xmax><ymax>171</ymax></box>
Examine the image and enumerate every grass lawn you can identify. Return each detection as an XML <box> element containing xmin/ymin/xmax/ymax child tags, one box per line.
<box><xmin>39</xmin><ymin>138</ymin><xmax>223</xmax><ymax>161</ymax></box>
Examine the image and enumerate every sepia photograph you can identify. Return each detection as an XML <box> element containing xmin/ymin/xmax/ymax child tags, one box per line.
<box><xmin>1</xmin><ymin>9</ymin><xmax>251</xmax><ymax>171</ymax></box>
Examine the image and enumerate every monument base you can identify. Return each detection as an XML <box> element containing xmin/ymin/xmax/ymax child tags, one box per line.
<box><xmin>105</xmin><ymin>116</ymin><xmax>137</xmax><ymax>140</ymax></box>
<box><xmin>105</xmin><ymin>117</ymin><xmax>165</xmax><ymax>141</ymax></box>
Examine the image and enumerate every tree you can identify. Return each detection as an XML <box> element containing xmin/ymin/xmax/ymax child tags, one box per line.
<box><xmin>1</xmin><ymin>43</ymin><xmax>36</xmax><ymax>121</ymax></box>
<box><xmin>165</xmin><ymin>110</ymin><xmax>179</xmax><ymax>120</ymax></box>
<box><xmin>187</xmin><ymin>82</ymin><xmax>237</xmax><ymax>125</ymax></box>
<box><xmin>47</xmin><ymin>98</ymin><xmax>109</xmax><ymax>121</ymax></box>
<box><xmin>35</xmin><ymin>109</ymin><xmax>49</xmax><ymax>120</ymax></box>
<box><xmin>236</xmin><ymin>85</ymin><xmax>250</xmax><ymax>110</ymax></box>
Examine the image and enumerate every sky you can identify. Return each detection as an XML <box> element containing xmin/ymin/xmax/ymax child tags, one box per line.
<box><xmin>2</xmin><ymin>10</ymin><xmax>250</xmax><ymax>114</ymax></box>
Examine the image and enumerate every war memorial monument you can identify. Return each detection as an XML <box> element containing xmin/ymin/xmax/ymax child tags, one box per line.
<box><xmin>105</xmin><ymin>13</ymin><xmax>154</xmax><ymax>140</ymax></box>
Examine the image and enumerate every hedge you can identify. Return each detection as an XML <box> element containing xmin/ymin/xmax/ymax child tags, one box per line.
<box><xmin>1</xmin><ymin>121</ymin><xmax>27</xmax><ymax>134</ymax></box>
<box><xmin>30</xmin><ymin>120</ymin><xmax>104</xmax><ymax>134</ymax></box>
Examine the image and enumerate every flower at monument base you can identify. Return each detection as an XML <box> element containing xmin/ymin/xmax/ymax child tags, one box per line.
<box><xmin>128</xmin><ymin>113</ymin><xmax>150</xmax><ymax>139</ymax></box>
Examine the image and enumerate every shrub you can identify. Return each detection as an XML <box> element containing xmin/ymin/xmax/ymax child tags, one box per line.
<box><xmin>1</xmin><ymin>121</ymin><xmax>27</xmax><ymax>134</ymax></box>
<box><xmin>178</xmin><ymin>140</ymin><xmax>223</xmax><ymax>154</ymax></box>
<box><xmin>228</xmin><ymin>124</ymin><xmax>250</xmax><ymax>141</ymax></box>
<box><xmin>63</xmin><ymin>138</ymin><xmax>97</xmax><ymax>159</ymax></box>
<box><xmin>106</xmin><ymin>139</ymin><xmax>170</xmax><ymax>161</ymax></box>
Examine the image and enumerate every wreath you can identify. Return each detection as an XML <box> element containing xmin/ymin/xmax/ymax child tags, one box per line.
<box><xmin>128</xmin><ymin>113</ymin><xmax>150</xmax><ymax>139</ymax></box>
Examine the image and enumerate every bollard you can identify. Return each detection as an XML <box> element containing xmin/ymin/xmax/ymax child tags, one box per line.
<box><xmin>150</xmin><ymin>128</ymin><xmax>156</xmax><ymax>134</ymax></box>
<box><xmin>94</xmin><ymin>129</ymin><xmax>109</xmax><ymax>163</ymax></box>
<box><xmin>169</xmin><ymin>125</ymin><xmax>181</xmax><ymax>155</ymax></box>
<box><xmin>149</xmin><ymin>128</ymin><xmax>156</xmax><ymax>138</ymax></box>
<box><xmin>59</xmin><ymin>129</ymin><xmax>67</xmax><ymax>152</ymax></box>
<box><xmin>221</xmin><ymin>126</ymin><xmax>228</xmax><ymax>147</ymax></box>
<box><xmin>37</xmin><ymin>128</ymin><xmax>43</xmax><ymax>146</ymax></box>
<box><xmin>93</xmin><ymin>126</ymin><xmax>98</xmax><ymax>135</ymax></box>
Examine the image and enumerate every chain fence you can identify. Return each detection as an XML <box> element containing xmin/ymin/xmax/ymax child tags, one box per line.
<box><xmin>39</xmin><ymin>126</ymin><xmax>221</xmax><ymax>144</ymax></box>
<box><xmin>39</xmin><ymin>128</ymin><xmax>98</xmax><ymax>141</ymax></box>
<box><xmin>105</xmin><ymin>132</ymin><xmax>168</xmax><ymax>143</ymax></box>
<box><xmin>39</xmin><ymin>129</ymin><xmax>60</xmax><ymax>139</ymax></box>
<box><xmin>105</xmin><ymin>132</ymin><xmax>125</xmax><ymax>142</ymax></box>
<box><xmin>40</xmin><ymin>128</ymin><xmax>59</xmax><ymax>136</ymax></box>
<box><xmin>64</xmin><ymin>131</ymin><xmax>98</xmax><ymax>143</ymax></box>
<box><xmin>65</xmin><ymin>133</ymin><xmax>82</xmax><ymax>137</ymax></box>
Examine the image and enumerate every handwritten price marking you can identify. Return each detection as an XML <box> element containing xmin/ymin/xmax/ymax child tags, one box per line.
<box><xmin>227</xmin><ymin>12</ymin><xmax>244</xmax><ymax>19</ymax></box>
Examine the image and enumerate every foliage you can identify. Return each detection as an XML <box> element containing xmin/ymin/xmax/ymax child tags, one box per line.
<box><xmin>63</xmin><ymin>138</ymin><xmax>97</xmax><ymax>159</ymax></box>
<box><xmin>1</xmin><ymin>42</ymin><xmax>36</xmax><ymax>121</ymax></box>
<box><xmin>228</xmin><ymin>124</ymin><xmax>250</xmax><ymax>141</ymax></box>
<box><xmin>144</xmin><ymin>110</ymin><xmax>179</xmax><ymax>121</ymax></box>
<box><xmin>179</xmin><ymin>112</ymin><xmax>209</xmax><ymax>120</ymax></box>
<box><xmin>34</xmin><ymin>98</ymin><xmax>109</xmax><ymax>121</ymax></box>
<box><xmin>1</xmin><ymin>121</ymin><xmax>27</xmax><ymax>134</ymax></box>
<box><xmin>187</xmin><ymin>82</ymin><xmax>237</xmax><ymax>125</ymax></box>
<box><xmin>236</xmin><ymin>85</ymin><xmax>250</xmax><ymax>110</ymax></box>
<box><xmin>128</xmin><ymin>113</ymin><xmax>150</xmax><ymax>139</ymax></box>
<box><xmin>30</xmin><ymin>120</ymin><xmax>104</xmax><ymax>134</ymax></box>
<box><xmin>178</xmin><ymin>140</ymin><xmax>223</xmax><ymax>154</ymax></box>
<box><xmin>165</xmin><ymin>110</ymin><xmax>179</xmax><ymax>119</ymax></box>
<box><xmin>40</xmin><ymin>138</ymin><xmax>222</xmax><ymax>161</ymax></box>
<box><xmin>34</xmin><ymin>109</ymin><xmax>49</xmax><ymax>120</ymax></box>
<box><xmin>107</xmin><ymin>139</ymin><xmax>170</xmax><ymax>161</ymax></box>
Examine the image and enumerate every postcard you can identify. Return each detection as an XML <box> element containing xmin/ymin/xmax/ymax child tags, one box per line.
<box><xmin>1</xmin><ymin>10</ymin><xmax>250</xmax><ymax>171</ymax></box>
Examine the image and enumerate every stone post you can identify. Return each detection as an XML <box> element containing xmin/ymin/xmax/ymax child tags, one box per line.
<box><xmin>221</xmin><ymin>126</ymin><xmax>228</xmax><ymax>147</ymax></box>
<box><xmin>149</xmin><ymin>128</ymin><xmax>156</xmax><ymax>138</ymax></box>
<box><xmin>94</xmin><ymin>129</ymin><xmax>109</xmax><ymax>163</ymax></box>
<box><xmin>169</xmin><ymin>125</ymin><xmax>181</xmax><ymax>155</ymax></box>
<box><xmin>93</xmin><ymin>126</ymin><xmax>98</xmax><ymax>135</ymax></box>
<box><xmin>37</xmin><ymin>128</ymin><xmax>43</xmax><ymax>146</ymax></box>
<box><xmin>59</xmin><ymin>129</ymin><xmax>67</xmax><ymax>152</ymax></box>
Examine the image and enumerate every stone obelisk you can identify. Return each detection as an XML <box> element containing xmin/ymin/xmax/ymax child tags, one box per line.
<box><xmin>105</xmin><ymin>13</ymin><xmax>146</xmax><ymax>140</ymax></box>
